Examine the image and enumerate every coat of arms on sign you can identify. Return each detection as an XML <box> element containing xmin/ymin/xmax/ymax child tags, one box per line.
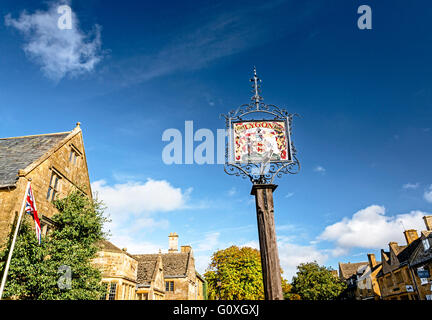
<box><xmin>233</xmin><ymin>121</ymin><xmax>290</xmax><ymax>163</ymax></box>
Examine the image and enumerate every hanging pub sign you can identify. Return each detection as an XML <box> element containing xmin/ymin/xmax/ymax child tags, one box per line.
<box><xmin>222</xmin><ymin>67</ymin><xmax>300</xmax><ymax>185</ymax></box>
<box><xmin>231</xmin><ymin>120</ymin><xmax>292</xmax><ymax>164</ymax></box>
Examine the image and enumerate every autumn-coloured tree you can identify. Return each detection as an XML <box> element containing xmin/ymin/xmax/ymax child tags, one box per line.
<box><xmin>281</xmin><ymin>279</ymin><xmax>301</xmax><ymax>300</ymax></box>
<box><xmin>204</xmin><ymin>245</ymin><xmax>291</xmax><ymax>300</ymax></box>
<box><xmin>290</xmin><ymin>262</ymin><xmax>346</xmax><ymax>300</ymax></box>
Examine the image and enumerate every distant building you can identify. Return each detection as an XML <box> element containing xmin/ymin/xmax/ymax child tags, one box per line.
<box><xmin>356</xmin><ymin>254</ymin><xmax>382</xmax><ymax>300</ymax></box>
<box><xmin>94</xmin><ymin>240</ymin><xmax>139</xmax><ymax>300</ymax></box>
<box><xmin>0</xmin><ymin>124</ymin><xmax>91</xmax><ymax>247</ymax></box>
<box><xmin>409</xmin><ymin>216</ymin><xmax>432</xmax><ymax>300</ymax></box>
<box><xmin>377</xmin><ymin>216</ymin><xmax>432</xmax><ymax>300</ymax></box>
<box><xmin>95</xmin><ymin>233</ymin><xmax>207</xmax><ymax>300</ymax></box>
<box><xmin>338</xmin><ymin>261</ymin><xmax>369</xmax><ymax>299</ymax></box>
<box><xmin>338</xmin><ymin>215</ymin><xmax>432</xmax><ymax>300</ymax></box>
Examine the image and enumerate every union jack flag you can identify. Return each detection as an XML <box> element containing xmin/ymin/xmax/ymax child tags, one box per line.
<box><xmin>25</xmin><ymin>184</ymin><xmax>41</xmax><ymax>244</ymax></box>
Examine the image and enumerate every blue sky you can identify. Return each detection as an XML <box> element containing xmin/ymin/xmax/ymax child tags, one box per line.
<box><xmin>1</xmin><ymin>0</ymin><xmax>432</xmax><ymax>280</ymax></box>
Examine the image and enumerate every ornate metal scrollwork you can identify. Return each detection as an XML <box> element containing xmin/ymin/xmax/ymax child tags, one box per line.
<box><xmin>221</xmin><ymin>68</ymin><xmax>300</xmax><ymax>185</ymax></box>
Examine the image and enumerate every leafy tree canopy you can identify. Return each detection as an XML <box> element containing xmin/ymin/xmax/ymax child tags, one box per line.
<box><xmin>290</xmin><ymin>261</ymin><xmax>346</xmax><ymax>300</ymax></box>
<box><xmin>204</xmin><ymin>245</ymin><xmax>291</xmax><ymax>300</ymax></box>
<box><xmin>0</xmin><ymin>190</ymin><xmax>109</xmax><ymax>300</ymax></box>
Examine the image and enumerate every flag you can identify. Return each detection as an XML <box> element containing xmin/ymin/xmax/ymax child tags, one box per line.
<box><xmin>25</xmin><ymin>184</ymin><xmax>41</xmax><ymax>244</ymax></box>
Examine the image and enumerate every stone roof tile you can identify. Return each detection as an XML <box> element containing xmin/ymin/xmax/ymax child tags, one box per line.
<box><xmin>339</xmin><ymin>262</ymin><xmax>369</xmax><ymax>280</ymax></box>
<box><xmin>133</xmin><ymin>252</ymin><xmax>190</xmax><ymax>281</ymax></box>
<box><xmin>0</xmin><ymin>133</ymin><xmax>70</xmax><ymax>187</ymax></box>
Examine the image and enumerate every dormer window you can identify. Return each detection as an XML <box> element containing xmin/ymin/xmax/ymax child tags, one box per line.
<box><xmin>69</xmin><ymin>145</ymin><xmax>81</xmax><ymax>166</ymax></box>
<box><xmin>423</xmin><ymin>239</ymin><xmax>430</xmax><ymax>251</ymax></box>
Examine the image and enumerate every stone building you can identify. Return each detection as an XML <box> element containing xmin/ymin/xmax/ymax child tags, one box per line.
<box><xmin>0</xmin><ymin>125</ymin><xmax>207</xmax><ymax>300</ymax></box>
<box><xmin>356</xmin><ymin>254</ymin><xmax>382</xmax><ymax>300</ymax></box>
<box><xmin>338</xmin><ymin>255</ymin><xmax>382</xmax><ymax>300</ymax></box>
<box><xmin>377</xmin><ymin>232</ymin><xmax>421</xmax><ymax>300</ymax></box>
<box><xmin>399</xmin><ymin>216</ymin><xmax>432</xmax><ymax>300</ymax></box>
<box><xmin>0</xmin><ymin>123</ymin><xmax>91</xmax><ymax>246</ymax></box>
<box><xmin>93</xmin><ymin>240</ymin><xmax>138</xmax><ymax>300</ymax></box>
<box><xmin>133</xmin><ymin>233</ymin><xmax>205</xmax><ymax>300</ymax></box>
<box><xmin>96</xmin><ymin>233</ymin><xmax>207</xmax><ymax>300</ymax></box>
<box><xmin>338</xmin><ymin>215</ymin><xmax>432</xmax><ymax>300</ymax></box>
<box><xmin>375</xmin><ymin>216</ymin><xmax>432</xmax><ymax>300</ymax></box>
<box><xmin>338</xmin><ymin>261</ymin><xmax>369</xmax><ymax>299</ymax></box>
<box><xmin>134</xmin><ymin>251</ymin><xmax>165</xmax><ymax>300</ymax></box>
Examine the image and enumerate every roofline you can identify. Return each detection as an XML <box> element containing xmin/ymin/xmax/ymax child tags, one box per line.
<box><xmin>0</xmin><ymin>127</ymin><xmax>83</xmax><ymax>189</ymax></box>
<box><xmin>21</xmin><ymin>126</ymin><xmax>81</xmax><ymax>176</ymax></box>
<box><xmin>410</xmin><ymin>256</ymin><xmax>432</xmax><ymax>267</ymax></box>
<box><xmin>0</xmin><ymin>124</ymin><xmax>84</xmax><ymax>189</ymax></box>
<box><xmin>0</xmin><ymin>131</ymin><xmax>72</xmax><ymax>140</ymax></box>
<box><xmin>196</xmin><ymin>272</ymin><xmax>206</xmax><ymax>282</ymax></box>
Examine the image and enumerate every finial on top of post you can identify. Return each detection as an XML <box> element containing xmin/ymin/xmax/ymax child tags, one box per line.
<box><xmin>250</xmin><ymin>66</ymin><xmax>263</xmax><ymax>109</ymax></box>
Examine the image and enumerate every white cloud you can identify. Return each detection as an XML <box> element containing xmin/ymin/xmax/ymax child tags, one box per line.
<box><xmin>92</xmin><ymin>179</ymin><xmax>187</xmax><ymax>216</ymax></box>
<box><xmin>129</xmin><ymin>217</ymin><xmax>169</xmax><ymax>233</ymax></box>
<box><xmin>109</xmin><ymin>234</ymin><xmax>162</xmax><ymax>255</ymax></box>
<box><xmin>92</xmin><ymin>178</ymin><xmax>193</xmax><ymax>257</ymax></box>
<box><xmin>195</xmin><ymin>254</ymin><xmax>212</xmax><ymax>275</ymax></box>
<box><xmin>319</xmin><ymin>205</ymin><xmax>429</xmax><ymax>252</ymax></box>
<box><xmin>239</xmin><ymin>238</ymin><xmax>327</xmax><ymax>281</ymax></box>
<box><xmin>424</xmin><ymin>185</ymin><xmax>432</xmax><ymax>203</ymax></box>
<box><xmin>403</xmin><ymin>182</ymin><xmax>419</xmax><ymax>190</ymax></box>
<box><xmin>314</xmin><ymin>165</ymin><xmax>326</xmax><ymax>174</ymax></box>
<box><xmin>278</xmin><ymin>241</ymin><xmax>329</xmax><ymax>281</ymax></box>
<box><xmin>240</xmin><ymin>240</ymin><xmax>259</xmax><ymax>249</ymax></box>
<box><xmin>92</xmin><ymin>178</ymin><xmax>190</xmax><ymax>238</ymax></box>
<box><xmin>5</xmin><ymin>1</ymin><xmax>103</xmax><ymax>81</ymax></box>
<box><xmin>194</xmin><ymin>232</ymin><xmax>221</xmax><ymax>252</ymax></box>
<box><xmin>285</xmin><ymin>192</ymin><xmax>294</xmax><ymax>198</ymax></box>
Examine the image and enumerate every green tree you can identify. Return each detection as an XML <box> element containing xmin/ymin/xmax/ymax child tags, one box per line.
<box><xmin>281</xmin><ymin>279</ymin><xmax>301</xmax><ymax>300</ymax></box>
<box><xmin>290</xmin><ymin>262</ymin><xmax>346</xmax><ymax>300</ymax></box>
<box><xmin>0</xmin><ymin>190</ymin><xmax>109</xmax><ymax>300</ymax></box>
<box><xmin>204</xmin><ymin>246</ymin><xmax>290</xmax><ymax>300</ymax></box>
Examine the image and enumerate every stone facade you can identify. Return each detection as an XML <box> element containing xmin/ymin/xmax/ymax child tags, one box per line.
<box><xmin>0</xmin><ymin>126</ymin><xmax>207</xmax><ymax>301</ymax></box>
<box><xmin>408</xmin><ymin>223</ymin><xmax>432</xmax><ymax>300</ymax></box>
<box><xmin>96</xmin><ymin>234</ymin><xmax>207</xmax><ymax>300</ymax></box>
<box><xmin>338</xmin><ymin>261</ymin><xmax>369</xmax><ymax>299</ymax></box>
<box><xmin>0</xmin><ymin>124</ymin><xmax>91</xmax><ymax>247</ymax></box>
<box><xmin>340</xmin><ymin>254</ymin><xmax>382</xmax><ymax>300</ymax></box>
<box><xmin>341</xmin><ymin>215</ymin><xmax>432</xmax><ymax>300</ymax></box>
<box><xmin>339</xmin><ymin>215</ymin><xmax>432</xmax><ymax>300</ymax></box>
<box><xmin>93</xmin><ymin>241</ymin><xmax>138</xmax><ymax>300</ymax></box>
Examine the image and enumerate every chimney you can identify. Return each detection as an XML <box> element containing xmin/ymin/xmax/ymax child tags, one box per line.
<box><xmin>423</xmin><ymin>216</ymin><xmax>432</xmax><ymax>231</ymax></box>
<box><xmin>181</xmin><ymin>245</ymin><xmax>192</xmax><ymax>253</ymax></box>
<box><xmin>367</xmin><ymin>253</ymin><xmax>377</xmax><ymax>268</ymax></box>
<box><xmin>168</xmin><ymin>232</ymin><xmax>179</xmax><ymax>253</ymax></box>
<box><xmin>403</xmin><ymin>229</ymin><xmax>419</xmax><ymax>245</ymax></box>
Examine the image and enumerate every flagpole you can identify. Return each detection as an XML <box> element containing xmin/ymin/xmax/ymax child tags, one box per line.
<box><xmin>0</xmin><ymin>180</ymin><xmax>31</xmax><ymax>300</ymax></box>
